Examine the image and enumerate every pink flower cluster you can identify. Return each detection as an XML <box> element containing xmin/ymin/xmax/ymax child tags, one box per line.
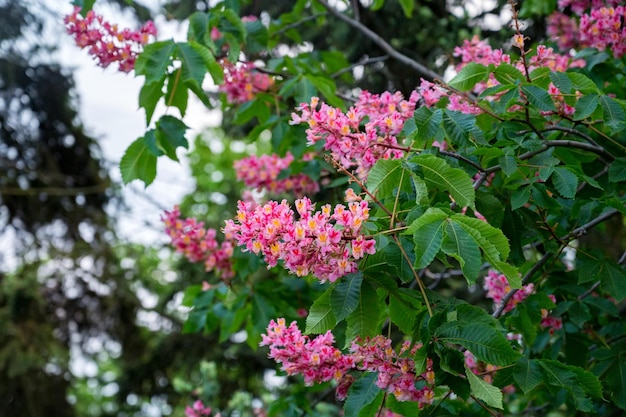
<box><xmin>548</xmin><ymin>1</ymin><xmax>626</xmax><ymax>58</ymax></box>
<box><xmin>419</xmin><ymin>36</ymin><xmax>585</xmax><ymax>116</ymax></box>
<box><xmin>234</xmin><ymin>152</ymin><xmax>319</xmax><ymax>196</ymax></box>
<box><xmin>260</xmin><ymin>318</ymin><xmax>356</xmax><ymax>386</ymax></box>
<box><xmin>350</xmin><ymin>337</ymin><xmax>436</xmax><ymax>406</ymax></box>
<box><xmin>162</xmin><ymin>206</ymin><xmax>234</xmax><ymax>281</ymax></box>
<box><xmin>260</xmin><ymin>318</ymin><xmax>436</xmax><ymax>407</ymax></box>
<box><xmin>483</xmin><ymin>270</ymin><xmax>562</xmax><ymax>333</ymax></box>
<box><xmin>185</xmin><ymin>400</ymin><xmax>214</xmax><ymax>417</ymax></box>
<box><xmin>223</xmin><ymin>191</ymin><xmax>375</xmax><ymax>283</ymax></box>
<box><xmin>291</xmin><ymin>91</ymin><xmax>419</xmax><ymax>180</ymax></box>
<box><xmin>219</xmin><ymin>60</ymin><xmax>273</xmax><ymax>104</ymax></box>
<box><xmin>64</xmin><ymin>7</ymin><xmax>156</xmax><ymax>73</ymax></box>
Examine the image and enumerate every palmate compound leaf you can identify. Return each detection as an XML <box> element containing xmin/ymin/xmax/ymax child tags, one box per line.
<box><xmin>435</xmin><ymin>322</ymin><xmax>521</xmax><ymax>366</ymax></box>
<box><xmin>465</xmin><ymin>366</ymin><xmax>503</xmax><ymax>409</ymax></box>
<box><xmin>441</xmin><ymin>220</ymin><xmax>482</xmax><ymax>282</ymax></box>
<box><xmin>135</xmin><ymin>40</ymin><xmax>176</xmax><ymax>85</ymax></box>
<box><xmin>512</xmin><ymin>357</ymin><xmax>543</xmax><ymax>394</ymax></box>
<box><xmin>407</xmin><ymin>209</ymin><xmax>518</xmax><ymax>286</ymax></box>
<box><xmin>345</xmin><ymin>280</ymin><xmax>381</xmax><ymax>344</ymax></box>
<box><xmin>412</xmin><ymin>154</ymin><xmax>475</xmax><ymax>209</ymax></box>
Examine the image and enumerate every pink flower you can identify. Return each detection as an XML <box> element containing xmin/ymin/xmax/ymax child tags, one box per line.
<box><xmin>291</xmin><ymin>90</ymin><xmax>418</xmax><ymax>180</ymax></box>
<box><xmin>162</xmin><ymin>206</ymin><xmax>234</xmax><ymax>281</ymax></box>
<box><xmin>260</xmin><ymin>319</ymin><xmax>436</xmax><ymax>407</ymax></box>
<box><xmin>185</xmin><ymin>400</ymin><xmax>212</xmax><ymax>417</ymax></box>
<box><xmin>234</xmin><ymin>152</ymin><xmax>319</xmax><ymax>196</ymax></box>
<box><xmin>219</xmin><ymin>60</ymin><xmax>273</xmax><ymax>104</ymax></box>
<box><xmin>64</xmin><ymin>7</ymin><xmax>156</xmax><ymax>72</ymax></box>
<box><xmin>223</xmin><ymin>191</ymin><xmax>375</xmax><ymax>283</ymax></box>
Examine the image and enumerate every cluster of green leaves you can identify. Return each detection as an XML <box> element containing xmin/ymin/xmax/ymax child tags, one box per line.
<box><xmin>103</xmin><ymin>0</ymin><xmax>626</xmax><ymax>416</ymax></box>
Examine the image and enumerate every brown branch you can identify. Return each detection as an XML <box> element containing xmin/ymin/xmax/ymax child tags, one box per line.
<box><xmin>315</xmin><ymin>0</ymin><xmax>443</xmax><ymax>81</ymax></box>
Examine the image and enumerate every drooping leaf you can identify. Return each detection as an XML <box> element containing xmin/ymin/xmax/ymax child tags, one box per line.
<box><xmin>120</xmin><ymin>136</ymin><xmax>158</xmax><ymax>186</ymax></box>
<box><xmin>521</xmin><ymin>84</ymin><xmax>556</xmax><ymax>112</ymax></box>
<box><xmin>599</xmin><ymin>95</ymin><xmax>626</xmax><ymax>131</ymax></box>
<box><xmin>367</xmin><ymin>159</ymin><xmax>412</xmax><ymax>203</ymax></box>
<box><xmin>448</xmin><ymin>63</ymin><xmax>490</xmax><ymax>91</ymax></box>
<box><xmin>135</xmin><ymin>40</ymin><xmax>176</xmax><ymax>85</ymax></box>
<box><xmin>346</xmin><ymin>281</ymin><xmax>380</xmax><ymax>342</ymax></box>
<box><xmin>442</xmin><ymin>220</ymin><xmax>482</xmax><ymax>283</ymax></box>
<box><xmin>493</xmin><ymin>63</ymin><xmax>525</xmax><ymax>84</ymax></box>
<box><xmin>573</xmin><ymin>94</ymin><xmax>599</xmax><ymax>121</ymax></box>
<box><xmin>407</xmin><ymin>208</ymin><xmax>448</xmax><ymax>267</ymax></box>
<box><xmin>139</xmin><ymin>77</ymin><xmax>165</xmax><ymax>125</ymax></box>
<box><xmin>442</xmin><ymin>110</ymin><xmax>479</xmax><ymax>147</ymax></box>
<box><xmin>344</xmin><ymin>373</ymin><xmax>381</xmax><ymax>417</ymax></box>
<box><xmin>551</xmin><ymin>166</ymin><xmax>578</xmax><ymax>199</ymax></box>
<box><xmin>608</xmin><ymin>158</ymin><xmax>626</xmax><ymax>182</ymax></box>
<box><xmin>549</xmin><ymin>71</ymin><xmax>573</xmax><ymax>93</ymax></box>
<box><xmin>305</xmin><ymin>288</ymin><xmax>336</xmax><ymax>334</ymax></box>
<box><xmin>398</xmin><ymin>0</ymin><xmax>415</xmax><ymax>17</ymax></box>
<box><xmin>436</xmin><ymin>322</ymin><xmax>521</xmax><ymax>366</ymax></box>
<box><xmin>165</xmin><ymin>68</ymin><xmax>189</xmax><ymax>118</ymax></box>
<box><xmin>331</xmin><ymin>272</ymin><xmax>363</xmax><ymax>322</ymax></box>
<box><xmin>155</xmin><ymin>115</ymin><xmax>189</xmax><ymax>161</ymax></box>
<box><xmin>465</xmin><ymin>366</ymin><xmax>503</xmax><ymax>409</ymax></box>
<box><xmin>412</xmin><ymin>154</ymin><xmax>476</xmax><ymax>208</ymax></box>
<box><xmin>412</xmin><ymin>107</ymin><xmax>443</xmax><ymax>142</ymax></box>
<box><xmin>513</xmin><ymin>357</ymin><xmax>543</xmax><ymax>394</ymax></box>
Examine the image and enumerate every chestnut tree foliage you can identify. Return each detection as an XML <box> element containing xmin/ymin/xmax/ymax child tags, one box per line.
<box><xmin>71</xmin><ymin>0</ymin><xmax>625</xmax><ymax>416</ymax></box>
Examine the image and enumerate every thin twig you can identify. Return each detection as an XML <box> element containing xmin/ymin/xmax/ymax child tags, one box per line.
<box><xmin>315</xmin><ymin>0</ymin><xmax>443</xmax><ymax>81</ymax></box>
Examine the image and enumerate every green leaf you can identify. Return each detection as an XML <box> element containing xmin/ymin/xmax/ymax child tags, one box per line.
<box><xmin>493</xmin><ymin>63</ymin><xmax>525</xmax><ymax>84</ymax></box>
<box><xmin>305</xmin><ymin>288</ymin><xmax>336</xmax><ymax>334</ymax></box>
<box><xmin>609</xmin><ymin>158</ymin><xmax>626</xmax><ymax>182</ymax></box>
<box><xmin>398</xmin><ymin>0</ymin><xmax>414</xmax><ymax>17</ymax></box>
<box><xmin>413</xmin><ymin>107</ymin><xmax>443</xmax><ymax>142</ymax></box>
<box><xmin>549</xmin><ymin>71</ymin><xmax>573</xmax><ymax>93</ymax></box>
<box><xmin>367</xmin><ymin>159</ymin><xmax>412</xmax><ymax>202</ymax></box>
<box><xmin>442</xmin><ymin>220</ymin><xmax>482</xmax><ymax>283</ymax></box>
<box><xmin>135</xmin><ymin>40</ymin><xmax>176</xmax><ymax>85</ymax></box>
<box><xmin>346</xmin><ymin>281</ymin><xmax>380</xmax><ymax>342</ymax></box>
<box><xmin>177</xmin><ymin>41</ymin><xmax>214</xmax><ymax>87</ymax></box>
<box><xmin>599</xmin><ymin>95</ymin><xmax>626</xmax><ymax>130</ymax></box>
<box><xmin>412</xmin><ymin>154</ymin><xmax>475</xmax><ymax>208</ymax></box>
<box><xmin>498</xmin><ymin>155</ymin><xmax>518</xmax><ymax>177</ymax></box>
<box><xmin>411</xmin><ymin>211</ymin><xmax>447</xmax><ymax>269</ymax></box>
<box><xmin>511</xmin><ymin>185</ymin><xmax>530</xmax><ymax>210</ymax></box>
<box><xmin>573</xmin><ymin>94</ymin><xmax>599</xmax><ymax>121</ymax></box>
<box><xmin>139</xmin><ymin>77</ymin><xmax>165</xmax><ymax>126</ymax></box>
<box><xmin>389</xmin><ymin>292</ymin><xmax>419</xmax><ymax>335</ymax></box>
<box><xmin>165</xmin><ymin>68</ymin><xmax>189</xmax><ymax>118</ymax></box>
<box><xmin>538</xmin><ymin>360</ymin><xmax>594</xmax><ymax>412</ymax></box>
<box><xmin>513</xmin><ymin>357</ymin><xmax>543</xmax><ymax>394</ymax></box>
<box><xmin>308</xmin><ymin>75</ymin><xmax>343</xmax><ymax>108</ymax></box>
<box><xmin>155</xmin><ymin>115</ymin><xmax>189</xmax><ymax>161</ymax></box>
<box><xmin>331</xmin><ymin>272</ymin><xmax>363</xmax><ymax>322</ymax></box>
<box><xmin>451</xmin><ymin>215</ymin><xmax>512</xmax><ymax>266</ymax></box>
<box><xmin>551</xmin><ymin>166</ymin><xmax>578</xmax><ymax>199</ymax></box>
<box><xmin>442</xmin><ymin>110</ymin><xmax>479</xmax><ymax>147</ymax></box>
<box><xmin>606</xmin><ymin>357</ymin><xmax>626</xmax><ymax>408</ymax></box>
<box><xmin>344</xmin><ymin>373</ymin><xmax>381</xmax><ymax>417</ymax></box>
<box><xmin>600</xmin><ymin>261</ymin><xmax>626</xmax><ymax>302</ymax></box>
<box><xmin>521</xmin><ymin>84</ymin><xmax>556</xmax><ymax>111</ymax></box>
<box><xmin>448</xmin><ymin>63</ymin><xmax>490</xmax><ymax>91</ymax></box>
<box><xmin>567</xmin><ymin>72</ymin><xmax>599</xmax><ymax>93</ymax></box>
<box><xmin>436</xmin><ymin>322</ymin><xmax>521</xmax><ymax>366</ymax></box>
<box><xmin>120</xmin><ymin>136</ymin><xmax>158</xmax><ymax>186</ymax></box>
<box><xmin>465</xmin><ymin>366</ymin><xmax>503</xmax><ymax>409</ymax></box>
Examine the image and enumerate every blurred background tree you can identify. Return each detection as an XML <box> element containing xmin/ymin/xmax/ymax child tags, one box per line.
<box><xmin>0</xmin><ymin>1</ymin><xmax>558</xmax><ymax>416</ymax></box>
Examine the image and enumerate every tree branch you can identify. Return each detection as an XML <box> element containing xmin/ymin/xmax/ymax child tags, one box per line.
<box><xmin>315</xmin><ymin>0</ymin><xmax>443</xmax><ymax>81</ymax></box>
